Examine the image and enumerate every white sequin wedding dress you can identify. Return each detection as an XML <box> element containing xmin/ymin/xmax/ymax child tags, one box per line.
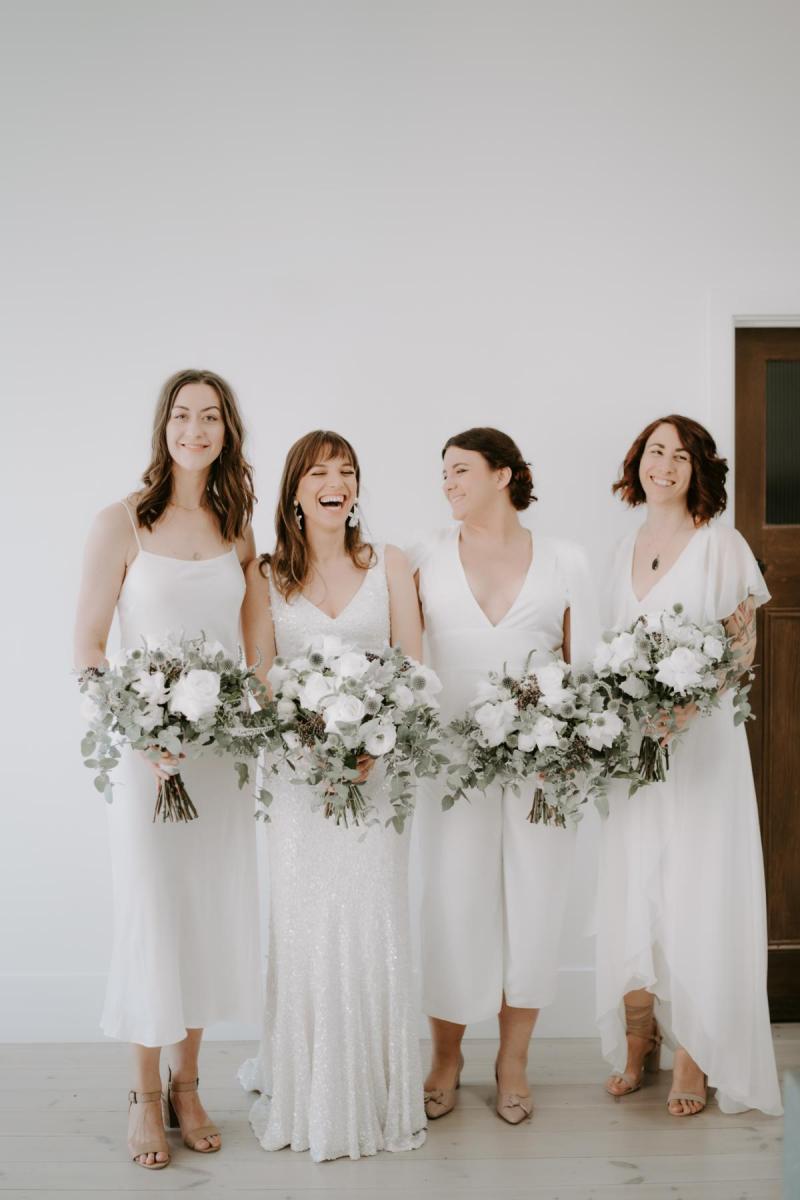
<box><xmin>238</xmin><ymin>547</ymin><xmax>426</xmax><ymax>1162</ymax></box>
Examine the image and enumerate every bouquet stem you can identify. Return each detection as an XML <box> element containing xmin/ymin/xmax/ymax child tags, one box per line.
<box><xmin>324</xmin><ymin>784</ymin><xmax>369</xmax><ymax>828</ymax></box>
<box><xmin>153</xmin><ymin>774</ymin><xmax>198</xmax><ymax>823</ymax></box>
<box><xmin>527</xmin><ymin>788</ymin><xmax>566</xmax><ymax>828</ymax></box>
<box><xmin>636</xmin><ymin>736</ymin><xmax>670</xmax><ymax>785</ymax></box>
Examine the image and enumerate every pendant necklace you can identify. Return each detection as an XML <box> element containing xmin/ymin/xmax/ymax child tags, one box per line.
<box><xmin>648</xmin><ymin>521</ymin><xmax>694</xmax><ymax>572</ymax></box>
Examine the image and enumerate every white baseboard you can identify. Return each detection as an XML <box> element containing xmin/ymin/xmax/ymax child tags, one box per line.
<box><xmin>0</xmin><ymin>967</ymin><xmax>597</xmax><ymax>1043</ymax></box>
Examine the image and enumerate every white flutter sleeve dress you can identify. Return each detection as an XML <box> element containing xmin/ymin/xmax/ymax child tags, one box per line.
<box><xmin>593</xmin><ymin>521</ymin><xmax>782</xmax><ymax>1116</ymax></box>
<box><xmin>238</xmin><ymin>547</ymin><xmax>426</xmax><ymax>1162</ymax></box>
<box><xmin>410</xmin><ymin>526</ymin><xmax>599</xmax><ymax>1025</ymax></box>
<box><xmin>101</xmin><ymin>504</ymin><xmax>260</xmax><ymax>1047</ymax></box>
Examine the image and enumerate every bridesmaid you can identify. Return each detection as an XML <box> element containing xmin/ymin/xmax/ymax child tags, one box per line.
<box><xmin>594</xmin><ymin>414</ymin><xmax>782</xmax><ymax>1117</ymax></box>
<box><xmin>410</xmin><ymin>427</ymin><xmax>598</xmax><ymax>1123</ymax></box>
<box><xmin>73</xmin><ymin>369</ymin><xmax>261</xmax><ymax>1168</ymax></box>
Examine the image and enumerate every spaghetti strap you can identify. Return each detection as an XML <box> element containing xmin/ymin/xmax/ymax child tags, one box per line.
<box><xmin>119</xmin><ymin>500</ymin><xmax>143</xmax><ymax>550</ymax></box>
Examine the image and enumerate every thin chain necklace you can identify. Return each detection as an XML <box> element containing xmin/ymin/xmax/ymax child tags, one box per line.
<box><xmin>169</xmin><ymin>500</ymin><xmax>205</xmax><ymax>513</ymax></box>
<box><xmin>644</xmin><ymin>518</ymin><xmax>695</xmax><ymax>572</ymax></box>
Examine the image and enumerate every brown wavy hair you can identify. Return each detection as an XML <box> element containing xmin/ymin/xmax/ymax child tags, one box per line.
<box><xmin>261</xmin><ymin>430</ymin><xmax>376</xmax><ymax>600</ymax></box>
<box><xmin>135</xmin><ymin>369</ymin><xmax>256</xmax><ymax>542</ymax></box>
<box><xmin>442</xmin><ymin>427</ymin><xmax>537</xmax><ymax>510</ymax></box>
<box><xmin>612</xmin><ymin>414</ymin><xmax>728</xmax><ymax>522</ymax></box>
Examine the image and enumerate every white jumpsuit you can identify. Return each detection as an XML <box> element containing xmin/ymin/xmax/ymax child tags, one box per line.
<box><xmin>410</xmin><ymin>526</ymin><xmax>598</xmax><ymax>1024</ymax></box>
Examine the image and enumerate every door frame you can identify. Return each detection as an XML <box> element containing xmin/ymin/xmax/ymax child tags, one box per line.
<box><xmin>706</xmin><ymin>285</ymin><xmax>800</xmax><ymax>523</ymax></box>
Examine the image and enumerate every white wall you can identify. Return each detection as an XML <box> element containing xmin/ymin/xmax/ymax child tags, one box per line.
<box><xmin>2</xmin><ymin>0</ymin><xmax>800</xmax><ymax>1042</ymax></box>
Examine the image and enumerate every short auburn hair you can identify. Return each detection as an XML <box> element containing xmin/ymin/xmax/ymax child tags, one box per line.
<box><xmin>612</xmin><ymin>414</ymin><xmax>728</xmax><ymax>523</ymax></box>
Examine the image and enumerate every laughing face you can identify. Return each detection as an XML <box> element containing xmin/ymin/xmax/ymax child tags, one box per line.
<box><xmin>442</xmin><ymin>445</ymin><xmax>512</xmax><ymax>521</ymax></box>
<box><xmin>638</xmin><ymin>422</ymin><xmax>692</xmax><ymax>508</ymax></box>
<box><xmin>165</xmin><ymin>382</ymin><xmax>226</xmax><ymax>472</ymax></box>
<box><xmin>295</xmin><ymin>452</ymin><xmax>357</xmax><ymax>532</ymax></box>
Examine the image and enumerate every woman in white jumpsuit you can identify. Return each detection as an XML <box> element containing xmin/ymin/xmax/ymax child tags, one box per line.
<box><xmin>410</xmin><ymin>427</ymin><xmax>598</xmax><ymax>1124</ymax></box>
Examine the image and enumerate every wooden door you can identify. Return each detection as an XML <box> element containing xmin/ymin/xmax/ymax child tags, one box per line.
<box><xmin>736</xmin><ymin>327</ymin><xmax>800</xmax><ymax>1020</ymax></box>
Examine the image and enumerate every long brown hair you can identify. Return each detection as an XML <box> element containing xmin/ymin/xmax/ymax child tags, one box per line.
<box><xmin>612</xmin><ymin>414</ymin><xmax>728</xmax><ymax>523</ymax></box>
<box><xmin>136</xmin><ymin>369</ymin><xmax>256</xmax><ymax>542</ymax></box>
<box><xmin>442</xmin><ymin>426</ymin><xmax>537</xmax><ymax>510</ymax></box>
<box><xmin>262</xmin><ymin>430</ymin><xmax>375</xmax><ymax>600</ymax></box>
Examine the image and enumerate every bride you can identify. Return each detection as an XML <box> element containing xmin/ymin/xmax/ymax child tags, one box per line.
<box><xmin>238</xmin><ymin>430</ymin><xmax>427</xmax><ymax>1162</ymax></box>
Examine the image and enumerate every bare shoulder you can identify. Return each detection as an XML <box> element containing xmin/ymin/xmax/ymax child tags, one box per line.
<box><xmin>236</xmin><ymin>524</ymin><xmax>257</xmax><ymax>567</ymax></box>
<box><xmin>383</xmin><ymin>543</ymin><xmax>413</xmax><ymax>575</ymax></box>
<box><xmin>90</xmin><ymin>500</ymin><xmax>136</xmax><ymax>542</ymax></box>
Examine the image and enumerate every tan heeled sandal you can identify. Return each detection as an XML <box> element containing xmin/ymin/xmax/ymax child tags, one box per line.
<box><xmin>163</xmin><ymin>1069</ymin><xmax>221</xmax><ymax>1153</ymax></box>
<box><xmin>424</xmin><ymin>1053</ymin><xmax>464</xmax><ymax>1120</ymax></box>
<box><xmin>605</xmin><ymin>1000</ymin><xmax>662</xmax><ymax>1098</ymax></box>
<box><xmin>128</xmin><ymin>1088</ymin><xmax>170</xmax><ymax>1169</ymax></box>
<box><xmin>667</xmin><ymin>1055</ymin><xmax>708</xmax><ymax>1116</ymax></box>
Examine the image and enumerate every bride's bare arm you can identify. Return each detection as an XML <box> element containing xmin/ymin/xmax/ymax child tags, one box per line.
<box><xmin>385</xmin><ymin>545</ymin><xmax>423</xmax><ymax>661</ymax></box>
<box><xmin>241</xmin><ymin>559</ymin><xmax>277</xmax><ymax>690</ymax></box>
<box><xmin>73</xmin><ymin>503</ymin><xmax>134</xmax><ymax>669</ymax></box>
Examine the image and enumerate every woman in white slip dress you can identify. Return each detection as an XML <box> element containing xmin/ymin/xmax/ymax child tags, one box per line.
<box><xmin>238</xmin><ymin>430</ymin><xmax>426</xmax><ymax>1162</ymax></box>
<box><xmin>594</xmin><ymin>415</ymin><xmax>781</xmax><ymax>1118</ymax></box>
<box><xmin>409</xmin><ymin>427</ymin><xmax>599</xmax><ymax>1124</ymax></box>
<box><xmin>74</xmin><ymin>370</ymin><xmax>260</xmax><ymax>1169</ymax></box>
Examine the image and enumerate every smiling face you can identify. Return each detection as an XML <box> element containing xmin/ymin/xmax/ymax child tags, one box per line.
<box><xmin>638</xmin><ymin>422</ymin><xmax>692</xmax><ymax>508</ymax></box>
<box><xmin>442</xmin><ymin>445</ymin><xmax>512</xmax><ymax>521</ymax></box>
<box><xmin>295</xmin><ymin>450</ymin><xmax>357</xmax><ymax>533</ymax></box>
<box><xmin>165</xmin><ymin>381</ymin><xmax>226</xmax><ymax>472</ymax></box>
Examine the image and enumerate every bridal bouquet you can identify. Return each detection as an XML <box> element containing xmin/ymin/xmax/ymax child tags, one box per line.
<box><xmin>266</xmin><ymin>635</ymin><xmax>445</xmax><ymax>831</ymax></box>
<box><xmin>443</xmin><ymin>657</ymin><xmax>628</xmax><ymax>826</ymax></box>
<box><xmin>592</xmin><ymin>603</ymin><xmax>753</xmax><ymax>789</ymax></box>
<box><xmin>78</xmin><ymin>635</ymin><xmax>279</xmax><ymax>822</ymax></box>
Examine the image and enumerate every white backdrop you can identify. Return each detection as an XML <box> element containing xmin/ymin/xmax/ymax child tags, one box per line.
<box><xmin>2</xmin><ymin>0</ymin><xmax>800</xmax><ymax>1042</ymax></box>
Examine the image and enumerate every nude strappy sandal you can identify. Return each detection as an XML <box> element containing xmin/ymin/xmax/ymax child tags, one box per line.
<box><xmin>424</xmin><ymin>1053</ymin><xmax>464</xmax><ymax>1119</ymax></box>
<box><xmin>127</xmin><ymin>1088</ymin><xmax>170</xmax><ymax>1169</ymax></box>
<box><xmin>667</xmin><ymin>1074</ymin><xmax>708</xmax><ymax>1116</ymax></box>
<box><xmin>605</xmin><ymin>1000</ymin><xmax>662</xmax><ymax>1097</ymax></box>
<box><xmin>163</xmin><ymin>1069</ymin><xmax>221</xmax><ymax>1152</ymax></box>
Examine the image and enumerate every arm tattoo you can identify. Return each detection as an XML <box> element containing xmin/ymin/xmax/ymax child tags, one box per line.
<box><xmin>724</xmin><ymin>595</ymin><xmax>757</xmax><ymax>673</ymax></box>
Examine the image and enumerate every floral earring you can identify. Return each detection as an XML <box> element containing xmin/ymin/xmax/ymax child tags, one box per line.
<box><xmin>294</xmin><ymin>501</ymin><xmax>304</xmax><ymax>530</ymax></box>
<box><xmin>348</xmin><ymin>501</ymin><xmax>360</xmax><ymax>529</ymax></box>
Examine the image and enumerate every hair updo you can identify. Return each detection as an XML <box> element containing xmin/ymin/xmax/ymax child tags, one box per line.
<box><xmin>442</xmin><ymin>427</ymin><xmax>537</xmax><ymax>511</ymax></box>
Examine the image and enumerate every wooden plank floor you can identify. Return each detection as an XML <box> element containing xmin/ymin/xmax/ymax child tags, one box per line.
<box><xmin>0</xmin><ymin>1027</ymin><xmax>794</xmax><ymax>1199</ymax></box>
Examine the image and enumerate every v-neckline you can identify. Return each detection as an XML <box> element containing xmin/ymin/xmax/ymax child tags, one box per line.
<box><xmin>455</xmin><ymin>528</ymin><xmax>535</xmax><ymax>629</ymax></box>
<box><xmin>298</xmin><ymin>571</ymin><xmax>370</xmax><ymax>622</ymax></box>
<box><xmin>629</xmin><ymin>526</ymin><xmax>703</xmax><ymax>604</ymax></box>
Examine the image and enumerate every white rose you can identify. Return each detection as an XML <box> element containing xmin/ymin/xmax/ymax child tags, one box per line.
<box><xmin>297</xmin><ymin>672</ymin><xmax>335</xmax><ymax>713</ymax></box>
<box><xmin>282</xmin><ymin>731</ymin><xmax>301</xmax><ymax>751</ymax></box>
<box><xmin>473</xmin><ymin>679</ymin><xmax>502</xmax><ymax>705</ymax></box>
<box><xmin>145</xmin><ymin>634</ymin><xmax>184</xmax><ymax>659</ymax></box>
<box><xmin>474</xmin><ymin>699</ymin><xmax>518</xmax><ymax>748</ymax></box>
<box><xmin>323</xmin><ymin>693</ymin><xmax>366</xmax><ymax>732</ymax></box>
<box><xmin>654</xmin><ymin>647</ymin><xmax>705</xmax><ymax>695</ymax></box>
<box><xmin>620</xmin><ymin>674</ymin><xmax>649</xmax><ymax>699</ymax></box>
<box><xmin>334</xmin><ymin>651</ymin><xmax>371</xmax><ymax>680</ymax></box>
<box><xmin>132</xmin><ymin>669</ymin><xmax>169</xmax><ymax>706</ymax></box>
<box><xmin>362</xmin><ymin>720</ymin><xmax>397</xmax><ymax>756</ymax></box>
<box><xmin>168</xmin><ymin>669</ymin><xmax>221</xmax><ymax>721</ymax></box>
<box><xmin>702</xmin><ymin>635</ymin><xmax>724</xmax><ymax>661</ymax></box>
<box><xmin>592</xmin><ymin>641</ymin><xmax>614</xmax><ymax>672</ymax></box>
<box><xmin>267</xmin><ymin>662</ymin><xmax>290</xmax><ymax>691</ymax></box>
<box><xmin>536</xmin><ymin>663</ymin><xmax>574</xmax><ymax>709</ymax></box>
<box><xmin>390</xmin><ymin>683</ymin><xmax>415</xmax><ymax>710</ymax></box>
<box><xmin>529</xmin><ymin>714</ymin><xmax>561</xmax><ymax>751</ymax></box>
<box><xmin>276</xmin><ymin>698</ymin><xmax>297</xmax><ymax>722</ymax></box>
<box><xmin>608</xmin><ymin>632</ymin><xmax>638</xmax><ymax>674</ymax></box>
<box><xmin>579</xmin><ymin>710</ymin><xmax>625</xmax><ymax>751</ymax></box>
